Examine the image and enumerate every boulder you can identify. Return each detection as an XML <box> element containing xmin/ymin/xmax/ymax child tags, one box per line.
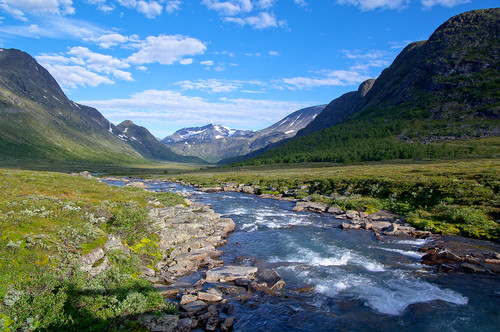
<box><xmin>142</xmin><ymin>314</ymin><xmax>179</xmax><ymax>332</ymax></box>
<box><xmin>256</xmin><ymin>269</ymin><xmax>285</xmax><ymax>290</ymax></box>
<box><xmin>197</xmin><ymin>290</ymin><xmax>223</xmax><ymax>302</ymax></box>
<box><xmin>221</xmin><ymin>317</ymin><xmax>235</xmax><ymax>332</ymax></box>
<box><xmin>206</xmin><ymin>266</ymin><xmax>258</xmax><ymax>282</ymax></box>
<box><xmin>180</xmin><ymin>300</ymin><xmax>209</xmax><ymax>314</ymax></box>
<box><xmin>177</xmin><ymin>318</ymin><xmax>193</xmax><ymax>332</ymax></box>
<box><xmin>180</xmin><ymin>294</ymin><xmax>198</xmax><ymax>305</ymax></box>
<box><xmin>327</xmin><ymin>206</ymin><xmax>342</xmax><ymax>214</ymax></box>
<box><xmin>371</xmin><ymin>221</ymin><xmax>393</xmax><ymax>230</ymax></box>
<box><xmin>292</xmin><ymin>201</ymin><xmax>328</xmax><ymax>213</ymax></box>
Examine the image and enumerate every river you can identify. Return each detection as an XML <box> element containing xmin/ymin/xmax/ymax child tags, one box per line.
<box><xmin>108</xmin><ymin>179</ymin><xmax>500</xmax><ymax>331</ymax></box>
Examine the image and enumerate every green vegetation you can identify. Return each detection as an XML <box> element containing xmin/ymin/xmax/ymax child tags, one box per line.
<box><xmin>0</xmin><ymin>169</ymin><xmax>184</xmax><ymax>331</ymax></box>
<box><xmin>166</xmin><ymin>158</ymin><xmax>499</xmax><ymax>240</ymax></box>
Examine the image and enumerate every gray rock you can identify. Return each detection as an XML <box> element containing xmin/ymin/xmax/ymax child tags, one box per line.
<box><xmin>327</xmin><ymin>206</ymin><xmax>342</xmax><ymax>214</ymax></box>
<box><xmin>292</xmin><ymin>201</ymin><xmax>328</xmax><ymax>213</ymax></box>
<box><xmin>371</xmin><ymin>221</ymin><xmax>393</xmax><ymax>230</ymax></box>
<box><xmin>180</xmin><ymin>294</ymin><xmax>198</xmax><ymax>305</ymax></box>
<box><xmin>142</xmin><ymin>314</ymin><xmax>179</xmax><ymax>332</ymax></box>
<box><xmin>197</xmin><ymin>291</ymin><xmax>223</xmax><ymax>302</ymax></box>
<box><xmin>256</xmin><ymin>269</ymin><xmax>286</xmax><ymax>290</ymax></box>
<box><xmin>177</xmin><ymin>318</ymin><xmax>192</xmax><ymax>332</ymax></box>
<box><xmin>180</xmin><ymin>300</ymin><xmax>209</xmax><ymax>314</ymax></box>
<box><xmin>345</xmin><ymin>210</ymin><xmax>359</xmax><ymax>219</ymax></box>
<box><xmin>206</xmin><ymin>266</ymin><xmax>258</xmax><ymax>282</ymax></box>
<box><xmin>221</xmin><ymin>317</ymin><xmax>235</xmax><ymax>332</ymax></box>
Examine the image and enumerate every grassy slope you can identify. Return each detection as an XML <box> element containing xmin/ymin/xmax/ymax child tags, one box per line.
<box><xmin>166</xmin><ymin>158</ymin><xmax>499</xmax><ymax>239</ymax></box>
<box><xmin>0</xmin><ymin>169</ymin><xmax>185</xmax><ymax>330</ymax></box>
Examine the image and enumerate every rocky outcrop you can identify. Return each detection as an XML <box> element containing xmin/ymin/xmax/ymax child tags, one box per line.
<box><xmin>419</xmin><ymin>236</ymin><xmax>500</xmax><ymax>274</ymax></box>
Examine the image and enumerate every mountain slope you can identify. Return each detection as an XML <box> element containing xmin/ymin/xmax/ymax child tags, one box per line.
<box><xmin>237</xmin><ymin>8</ymin><xmax>500</xmax><ymax>165</ymax></box>
<box><xmin>114</xmin><ymin>120</ymin><xmax>205</xmax><ymax>163</ymax></box>
<box><xmin>163</xmin><ymin>105</ymin><xmax>325</xmax><ymax>163</ymax></box>
<box><xmin>0</xmin><ymin>48</ymin><xmax>196</xmax><ymax>164</ymax></box>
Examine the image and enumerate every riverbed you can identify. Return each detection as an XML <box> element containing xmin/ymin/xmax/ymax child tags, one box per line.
<box><xmin>108</xmin><ymin>179</ymin><xmax>500</xmax><ymax>331</ymax></box>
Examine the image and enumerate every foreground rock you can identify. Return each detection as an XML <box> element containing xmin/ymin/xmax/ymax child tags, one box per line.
<box><xmin>419</xmin><ymin>236</ymin><xmax>500</xmax><ymax>274</ymax></box>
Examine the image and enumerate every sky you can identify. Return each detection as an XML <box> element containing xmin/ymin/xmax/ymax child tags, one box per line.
<box><xmin>0</xmin><ymin>0</ymin><xmax>497</xmax><ymax>138</ymax></box>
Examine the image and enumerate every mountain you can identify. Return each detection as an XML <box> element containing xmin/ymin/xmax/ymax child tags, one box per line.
<box><xmin>162</xmin><ymin>124</ymin><xmax>254</xmax><ymax>143</ymax></box>
<box><xmin>0</xmin><ymin>48</ymin><xmax>197</xmax><ymax>164</ymax></box>
<box><xmin>236</xmin><ymin>8</ymin><xmax>500</xmax><ymax>166</ymax></box>
<box><xmin>162</xmin><ymin>105</ymin><xmax>325</xmax><ymax>163</ymax></box>
<box><xmin>114</xmin><ymin>120</ymin><xmax>204</xmax><ymax>163</ymax></box>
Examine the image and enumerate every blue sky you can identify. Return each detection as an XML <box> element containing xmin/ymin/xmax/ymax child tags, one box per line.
<box><xmin>0</xmin><ymin>0</ymin><xmax>497</xmax><ymax>138</ymax></box>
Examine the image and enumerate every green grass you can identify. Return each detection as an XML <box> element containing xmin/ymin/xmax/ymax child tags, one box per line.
<box><xmin>0</xmin><ymin>169</ymin><xmax>184</xmax><ymax>331</ymax></box>
<box><xmin>165</xmin><ymin>158</ymin><xmax>500</xmax><ymax>240</ymax></box>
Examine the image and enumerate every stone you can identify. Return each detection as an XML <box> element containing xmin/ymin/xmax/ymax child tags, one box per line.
<box><xmin>126</xmin><ymin>181</ymin><xmax>148</xmax><ymax>188</ymax></box>
<box><xmin>221</xmin><ymin>317</ymin><xmax>235</xmax><ymax>332</ymax></box>
<box><xmin>460</xmin><ymin>263</ymin><xmax>487</xmax><ymax>273</ymax></box>
<box><xmin>359</xmin><ymin>212</ymin><xmax>369</xmax><ymax>219</ymax></box>
<box><xmin>168</xmin><ymin>260</ymin><xmax>196</xmax><ymax>276</ymax></box>
<box><xmin>180</xmin><ymin>300</ymin><xmax>208</xmax><ymax>314</ymax></box>
<box><xmin>371</xmin><ymin>221</ymin><xmax>393</xmax><ymax>230</ymax></box>
<box><xmin>142</xmin><ymin>314</ymin><xmax>179</xmax><ymax>332</ymax></box>
<box><xmin>247</xmin><ymin>282</ymin><xmax>276</xmax><ymax>295</ymax></box>
<box><xmin>340</xmin><ymin>222</ymin><xmax>361</xmax><ymax>230</ymax></box>
<box><xmin>180</xmin><ymin>294</ymin><xmax>198</xmax><ymax>305</ymax></box>
<box><xmin>205</xmin><ymin>317</ymin><xmax>220</xmax><ymax>331</ymax></box>
<box><xmin>234</xmin><ymin>278</ymin><xmax>253</xmax><ymax>287</ymax></box>
<box><xmin>327</xmin><ymin>206</ymin><xmax>342</xmax><ymax>214</ymax></box>
<box><xmin>177</xmin><ymin>318</ymin><xmax>192</xmax><ymax>332</ymax></box>
<box><xmin>197</xmin><ymin>291</ymin><xmax>223</xmax><ymax>302</ymax></box>
<box><xmin>345</xmin><ymin>210</ymin><xmax>359</xmax><ymax>219</ymax></box>
<box><xmin>292</xmin><ymin>201</ymin><xmax>328</xmax><ymax>213</ymax></box>
<box><xmin>256</xmin><ymin>269</ymin><xmax>286</xmax><ymax>290</ymax></box>
<box><xmin>206</xmin><ymin>266</ymin><xmax>258</xmax><ymax>282</ymax></box>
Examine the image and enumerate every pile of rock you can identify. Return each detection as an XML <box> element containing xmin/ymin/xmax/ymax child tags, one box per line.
<box><xmin>144</xmin><ymin>265</ymin><xmax>285</xmax><ymax>331</ymax></box>
<box><xmin>419</xmin><ymin>236</ymin><xmax>500</xmax><ymax>274</ymax></box>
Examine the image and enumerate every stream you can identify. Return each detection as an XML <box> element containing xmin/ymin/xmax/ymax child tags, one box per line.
<box><xmin>108</xmin><ymin>180</ymin><xmax>500</xmax><ymax>331</ymax></box>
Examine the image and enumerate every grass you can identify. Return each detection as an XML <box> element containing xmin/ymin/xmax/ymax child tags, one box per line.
<box><xmin>164</xmin><ymin>158</ymin><xmax>500</xmax><ymax>240</ymax></box>
<box><xmin>0</xmin><ymin>168</ymin><xmax>184</xmax><ymax>331</ymax></box>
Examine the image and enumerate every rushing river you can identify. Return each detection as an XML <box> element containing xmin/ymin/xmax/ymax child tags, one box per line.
<box><xmin>108</xmin><ymin>180</ymin><xmax>500</xmax><ymax>331</ymax></box>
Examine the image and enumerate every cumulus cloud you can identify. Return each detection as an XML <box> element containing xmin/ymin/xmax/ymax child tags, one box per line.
<box><xmin>337</xmin><ymin>0</ymin><xmax>408</xmax><ymax>11</ymax></box>
<box><xmin>83</xmin><ymin>32</ymin><xmax>129</xmax><ymax>48</ymax></box>
<box><xmin>421</xmin><ymin>0</ymin><xmax>470</xmax><ymax>8</ymax></box>
<box><xmin>0</xmin><ymin>0</ymin><xmax>75</xmax><ymax>20</ymax></box>
<box><xmin>115</xmin><ymin>0</ymin><xmax>163</xmax><ymax>18</ymax></box>
<box><xmin>79</xmin><ymin>89</ymin><xmax>311</xmax><ymax>131</ymax></box>
<box><xmin>202</xmin><ymin>0</ymin><xmax>285</xmax><ymax>29</ymax></box>
<box><xmin>201</xmin><ymin>60</ymin><xmax>214</xmax><ymax>66</ymax></box>
<box><xmin>294</xmin><ymin>0</ymin><xmax>308</xmax><ymax>7</ymax></box>
<box><xmin>165</xmin><ymin>0</ymin><xmax>182</xmax><ymax>14</ymax></box>
<box><xmin>225</xmin><ymin>11</ymin><xmax>284</xmax><ymax>29</ymax></box>
<box><xmin>127</xmin><ymin>34</ymin><xmax>206</xmax><ymax>65</ymax></box>
<box><xmin>37</xmin><ymin>47</ymin><xmax>133</xmax><ymax>89</ymax></box>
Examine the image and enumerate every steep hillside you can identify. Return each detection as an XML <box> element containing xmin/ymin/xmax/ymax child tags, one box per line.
<box><xmin>114</xmin><ymin>120</ymin><xmax>205</xmax><ymax>163</ymax></box>
<box><xmin>237</xmin><ymin>8</ymin><xmax>500</xmax><ymax>165</ymax></box>
<box><xmin>0</xmin><ymin>48</ymin><xmax>195</xmax><ymax>164</ymax></box>
<box><xmin>163</xmin><ymin>105</ymin><xmax>325</xmax><ymax>163</ymax></box>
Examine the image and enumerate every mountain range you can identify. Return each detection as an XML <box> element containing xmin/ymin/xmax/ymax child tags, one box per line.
<box><xmin>234</xmin><ymin>8</ymin><xmax>500</xmax><ymax>165</ymax></box>
<box><xmin>0</xmin><ymin>8</ymin><xmax>498</xmax><ymax>167</ymax></box>
<box><xmin>161</xmin><ymin>105</ymin><xmax>325</xmax><ymax>163</ymax></box>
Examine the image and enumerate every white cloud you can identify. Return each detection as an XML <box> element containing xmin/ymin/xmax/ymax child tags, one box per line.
<box><xmin>40</xmin><ymin>64</ymin><xmax>114</xmax><ymax>89</ymax></box>
<box><xmin>0</xmin><ymin>15</ymin><xmax>108</xmax><ymax>40</ymax></box>
<box><xmin>337</xmin><ymin>0</ymin><xmax>408</xmax><ymax>11</ymax></box>
<box><xmin>281</xmin><ymin>70</ymin><xmax>370</xmax><ymax>90</ymax></box>
<box><xmin>269</xmin><ymin>50</ymin><xmax>279</xmax><ymax>56</ymax></box>
<box><xmin>37</xmin><ymin>47</ymin><xmax>133</xmax><ymax>89</ymax></box>
<box><xmin>0</xmin><ymin>0</ymin><xmax>75</xmax><ymax>20</ymax></box>
<box><xmin>79</xmin><ymin>89</ymin><xmax>311</xmax><ymax>130</ymax></box>
<box><xmin>127</xmin><ymin>34</ymin><xmax>207</xmax><ymax>65</ymax></box>
<box><xmin>165</xmin><ymin>0</ymin><xmax>181</xmax><ymax>14</ymax></box>
<box><xmin>294</xmin><ymin>0</ymin><xmax>308</xmax><ymax>7</ymax></box>
<box><xmin>202</xmin><ymin>0</ymin><xmax>253</xmax><ymax>16</ymax></box>
<box><xmin>421</xmin><ymin>0</ymin><xmax>470</xmax><ymax>8</ymax></box>
<box><xmin>201</xmin><ymin>60</ymin><xmax>214</xmax><ymax>66</ymax></box>
<box><xmin>175</xmin><ymin>78</ymin><xmax>266</xmax><ymax>93</ymax></box>
<box><xmin>84</xmin><ymin>32</ymin><xmax>129</xmax><ymax>48</ymax></box>
<box><xmin>115</xmin><ymin>0</ymin><xmax>163</xmax><ymax>18</ymax></box>
<box><xmin>202</xmin><ymin>0</ymin><xmax>285</xmax><ymax>29</ymax></box>
<box><xmin>179</xmin><ymin>58</ymin><xmax>193</xmax><ymax>65</ymax></box>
